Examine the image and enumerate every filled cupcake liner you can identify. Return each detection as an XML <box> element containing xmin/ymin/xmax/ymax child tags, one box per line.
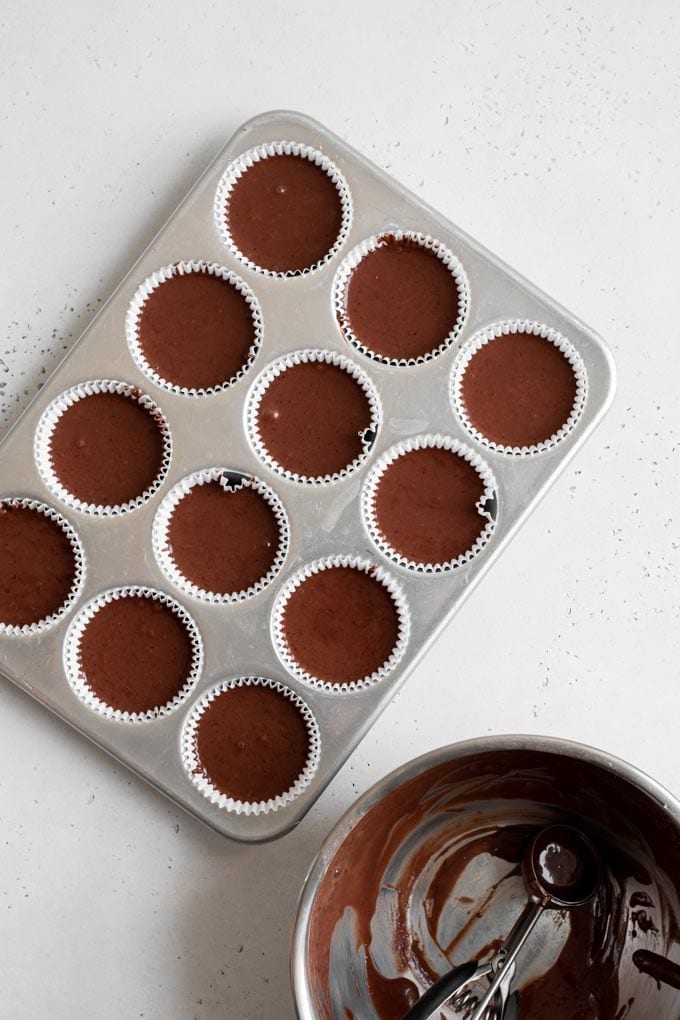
<box><xmin>125</xmin><ymin>260</ymin><xmax>264</xmax><ymax>397</ymax></box>
<box><xmin>0</xmin><ymin>497</ymin><xmax>86</xmax><ymax>637</ymax></box>
<box><xmin>214</xmin><ymin>140</ymin><xmax>353</xmax><ymax>277</ymax></box>
<box><xmin>180</xmin><ymin>676</ymin><xmax>321</xmax><ymax>816</ymax></box>
<box><xmin>245</xmin><ymin>348</ymin><xmax>382</xmax><ymax>484</ymax></box>
<box><xmin>451</xmin><ymin>320</ymin><xmax>589</xmax><ymax>456</ymax></box>
<box><xmin>332</xmin><ymin>230</ymin><xmax>471</xmax><ymax>367</ymax></box>
<box><xmin>152</xmin><ymin>467</ymin><xmax>290</xmax><ymax>604</ymax></box>
<box><xmin>63</xmin><ymin>584</ymin><xmax>203</xmax><ymax>724</ymax></box>
<box><xmin>34</xmin><ymin>379</ymin><xmax>172</xmax><ymax>516</ymax></box>
<box><xmin>361</xmin><ymin>435</ymin><xmax>498</xmax><ymax>574</ymax></box>
<box><xmin>271</xmin><ymin>554</ymin><xmax>411</xmax><ymax>694</ymax></box>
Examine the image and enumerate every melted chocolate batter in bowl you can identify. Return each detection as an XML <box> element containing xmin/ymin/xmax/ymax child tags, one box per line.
<box><xmin>292</xmin><ymin>737</ymin><xmax>680</xmax><ymax>1019</ymax></box>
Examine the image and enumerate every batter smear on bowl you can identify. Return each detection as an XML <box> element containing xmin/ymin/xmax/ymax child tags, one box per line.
<box><xmin>48</xmin><ymin>390</ymin><xmax>166</xmax><ymax>508</ymax></box>
<box><xmin>166</xmin><ymin>478</ymin><xmax>282</xmax><ymax>597</ymax></box>
<box><xmin>305</xmin><ymin>749</ymin><xmax>680</xmax><ymax>1019</ymax></box>
<box><xmin>193</xmin><ymin>682</ymin><xmax>312</xmax><ymax>804</ymax></box>
<box><xmin>225</xmin><ymin>153</ymin><xmax>344</xmax><ymax>273</ymax></box>
<box><xmin>76</xmin><ymin>593</ymin><xmax>195</xmax><ymax>715</ymax></box>
<box><xmin>136</xmin><ymin>268</ymin><xmax>258</xmax><ymax>391</ymax></box>
<box><xmin>256</xmin><ymin>359</ymin><xmax>375</xmax><ymax>478</ymax></box>
<box><xmin>0</xmin><ymin>501</ymin><xmax>77</xmax><ymax>628</ymax></box>
<box><xmin>372</xmin><ymin>445</ymin><xmax>492</xmax><ymax>567</ymax></box>
<box><xmin>459</xmin><ymin>330</ymin><xmax>579</xmax><ymax>449</ymax></box>
<box><xmin>282</xmin><ymin>565</ymin><xmax>401</xmax><ymax>686</ymax></box>
<box><xmin>341</xmin><ymin>234</ymin><xmax>463</xmax><ymax>362</ymax></box>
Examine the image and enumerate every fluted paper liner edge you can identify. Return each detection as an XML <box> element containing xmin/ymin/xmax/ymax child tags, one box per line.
<box><xmin>451</xmin><ymin>320</ymin><xmax>588</xmax><ymax>456</ymax></box>
<box><xmin>63</xmin><ymin>585</ymin><xmax>203</xmax><ymax>723</ymax></box>
<box><xmin>245</xmin><ymin>348</ymin><xmax>382</xmax><ymax>484</ymax></box>
<box><xmin>181</xmin><ymin>676</ymin><xmax>321</xmax><ymax>816</ymax></box>
<box><xmin>271</xmin><ymin>554</ymin><xmax>411</xmax><ymax>694</ymax></box>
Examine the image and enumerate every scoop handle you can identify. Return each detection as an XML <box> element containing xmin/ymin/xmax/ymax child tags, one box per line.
<box><xmin>468</xmin><ymin>898</ymin><xmax>545</xmax><ymax>1020</ymax></box>
<box><xmin>401</xmin><ymin>961</ymin><xmax>480</xmax><ymax>1020</ymax></box>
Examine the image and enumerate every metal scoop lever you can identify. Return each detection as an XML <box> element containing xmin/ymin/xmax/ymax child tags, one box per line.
<box><xmin>402</xmin><ymin>824</ymin><xmax>601</xmax><ymax>1020</ymax></box>
<box><xmin>466</xmin><ymin>901</ymin><xmax>543</xmax><ymax>1019</ymax></box>
<box><xmin>470</xmin><ymin>824</ymin><xmax>601</xmax><ymax>1019</ymax></box>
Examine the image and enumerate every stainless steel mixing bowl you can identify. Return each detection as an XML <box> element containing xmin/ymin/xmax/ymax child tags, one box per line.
<box><xmin>292</xmin><ymin>735</ymin><xmax>680</xmax><ymax>1019</ymax></box>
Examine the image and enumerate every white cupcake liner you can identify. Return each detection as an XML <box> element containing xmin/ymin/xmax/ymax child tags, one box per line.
<box><xmin>34</xmin><ymin>379</ymin><xmax>172</xmax><ymax>516</ymax></box>
<box><xmin>0</xmin><ymin>497</ymin><xmax>86</xmax><ymax>636</ymax></box>
<box><xmin>125</xmin><ymin>260</ymin><xmax>264</xmax><ymax>397</ymax></box>
<box><xmin>332</xmin><ymin>230</ymin><xmax>471</xmax><ymax>366</ymax></box>
<box><xmin>271</xmin><ymin>554</ymin><xmax>411</xmax><ymax>694</ymax></box>
<box><xmin>63</xmin><ymin>584</ymin><xmax>203</xmax><ymax>723</ymax></box>
<box><xmin>214</xmin><ymin>140</ymin><xmax>353</xmax><ymax>277</ymax></box>
<box><xmin>245</xmin><ymin>348</ymin><xmax>382</xmax><ymax>484</ymax></box>
<box><xmin>181</xmin><ymin>676</ymin><xmax>321</xmax><ymax>816</ymax></box>
<box><xmin>361</xmin><ymin>435</ymin><xmax>498</xmax><ymax>574</ymax></box>
<box><xmin>152</xmin><ymin>467</ymin><xmax>290</xmax><ymax>604</ymax></box>
<box><xmin>451</xmin><ymin>320</ymin><xmax>589</xmax><ymax>456</ymax></box>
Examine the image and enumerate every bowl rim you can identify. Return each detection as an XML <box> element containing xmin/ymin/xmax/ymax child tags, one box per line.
<box><xmin>290</xmin><ymin>732</ymin><xmax>680</xmax><ymax>1019</ymax></box>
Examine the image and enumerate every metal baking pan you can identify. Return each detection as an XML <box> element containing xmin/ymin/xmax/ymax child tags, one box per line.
<box><xmin>0</xmin><ymin>110</ymin><xmax>615</xmax><ymax>842</ymax></box>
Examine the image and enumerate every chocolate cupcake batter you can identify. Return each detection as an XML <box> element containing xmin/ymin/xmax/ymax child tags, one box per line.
<box><xmin>136</xmin><ymin>270</ymin><xmax>258</xmax><ymax>391</ymax></box>
<box><xmin>341</xmin><ymin>235</ymin><xmax>461</xmax><ymax>361</ymax></box>
<box><xmin>49</xmin><ymin>390</ymin><xmax>166</xmax><ymax>507</ymax></box>
<box><xmin>77</xmin><ymin>594</ymin><xmax>195</xmax><ymax>714</ymax></box>
<box><xmin>166</xmin><ymin>479</ymin><xmax>281</xmax><ymax>596</ymax></box>
<box><xmin>460</xmin><ymin>331</ymin><xmax>579</xmax><ymax>448</ymax></box>
<box><xmin>193</xmin><ymin>682</ymin><xmax>311</xmax><ymax>803</ymax></box>
<box><xmin>226</xmin><ymin>153</ymin><xmax>344</xmax><ymax>273</ymax></box>
<box><xmin>0</xmin><ymin>502</ymin><xmax>77</xmax><ymax>627</ymax></box>
<box><xmin>373</xmin><ymin>446</ymin><xmax>490</xmax><ymax>565</ymax></box>
<box><xmin>282</xmin><ymin>565</ymin><xmax>401</xmax><ymax>685</ymax></box>
<box><xmin>256</xmin><ymin>360</ymin><xmax>375</xmax><ymax>477</ymax></box>
<box><xmin>307</xmin><ymin>749</ymin><xmax>680</xmax><ymax>1019</ymax></box>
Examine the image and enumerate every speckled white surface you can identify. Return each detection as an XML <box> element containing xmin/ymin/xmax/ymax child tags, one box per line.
<box><xmin>1</xmin><ymin>2</ymin><xmax>679</xmax><ymax>1017</ymax></box>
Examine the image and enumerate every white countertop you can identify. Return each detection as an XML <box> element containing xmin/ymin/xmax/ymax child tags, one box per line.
<box><xmin>1</xmin><ymin>2</ymin><xmax>679</xmax><ymax>1017</ymax></box>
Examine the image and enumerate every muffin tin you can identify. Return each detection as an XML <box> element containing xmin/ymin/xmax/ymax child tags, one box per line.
<box><xmin>0</xmin><ymin>111</ymin><xmax>614</xmax><ymax>841</ymax></box>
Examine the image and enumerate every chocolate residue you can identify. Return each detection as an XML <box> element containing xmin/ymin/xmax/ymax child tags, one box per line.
<box><xmin>282</xmin><ymin>566</ymin><xmax>400</xmax><ymax>685</ymax></box>
<box><xmin>373</xmin><ymin>446</ymin><xmax>490</xmax><ymax>565</ymax></box>
<box><xmin>137</xmin><ymin>270</ymin><xmax>257</xmax><ymax>391</ymax></box>
<box><xmin>166</xmin><ymin>479</ymin><xmax>281</xmax><ymax>596</ymax></box>
<box><xmin>226</xmin><ymin>153</ymin><xmax>343</xmax><ymax>273</ymax></box>
<box><xmin>194</xmin><ymin>683</ymin><xmax>310</xmax><ymax>803</ymax></box>
<box><xmin>342</xmin><ymin>235</ymin><xmax>461</xmax><ymax>361</ymax></box>
<box><xmin>78</xmin><ymin>594</ymin><xmax>194</xmax><ymax>714</ymax></box>
<box><xmin>49</xmin><ymin>391</ymin><xmax>165</xmax><ymax>507</ymax></box>
<box><xmin>0</xmin><ymin>502</ymin><xmax>76</xmax><ymax>626</ymax></box>
<box><xmin>257</xmin><ymin>360</ymin><xmax>375</xmax><ymax>478</ymax></box>
<box><xmin>306</xmin><ymin>750</ymin><xmax>680</xmax><ymax>1019</ymax></box>
<box><xmin>632</xmin><ymin>909</ymin><xmax>659</xmax><ymax>935</ymax></box>
<box><xmin>460</xmin><ymin>331</ymin><xmax>578</xmax><ymax>448</ymax></box>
